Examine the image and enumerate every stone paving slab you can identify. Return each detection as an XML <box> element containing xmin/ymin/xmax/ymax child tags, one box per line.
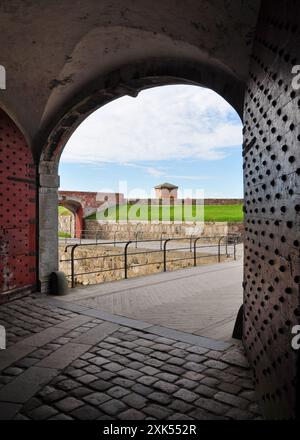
<box><xmin>0</xmin><ymin>295</ymin><xmax>79</xmax><ymax>348</ymax></box>
<box><xmin>146</xmin><ymin>326</ymin><xmax>230</xmax><ymax>351</ymax></box>
<box><xmin>45</xmin><ymin>298</ymin><xmax>155</xmax><ymax>331</ymax></box>
<box><xmin>19</xmin><ymin>327</ymin><xmax>71</xmax><ymax>348</ymax></box>
<box><xmin>0</xmin><ymin>292</ymin><xmax>262</xmax><ymax>421</ymax></box>
<box><xmin>0</xmin><ymin>402</ymin><xmax>22</xmax><ymax>420</ymax></box>
<box><xmin>58</xmin><ymin>260</ymin><xmax>242</xmax><ymax>302</ymax></box>
<box><xmin>0</xmin><ymin>343</ymin><xmax>36</xmax><ymax>372</ymax></box>
<box><xmin>78</xmin><ymin>309</ymin><xmax>153</xmax><ymax>331</ymax></box>
<box><xmin>37</xmin><ymin>343</ymin><xmax>91</xmax><ymax>369</ymax></box>
<box><xmin>43</xmin><ymin>299</ymin><xmax>231</xmax><ymax>352</ymax></box>
<box><xmin>0</xmin><ymin>366</ymin><xmax>58</xmax><ymax>403</ymax></box>
<box><xmin>73</xmin><ymin>322</ymin><xmax>120</xmax><ymax>345</ymax></box>
<box><xmin>55</xmin><ymin>315</ymin><xmax>92</xmax><ymax>330</ymax></box>
<box><xmin>53</xmin><ymin>260</ymin><xmax>243</xmax><ymax>341</ymax></box>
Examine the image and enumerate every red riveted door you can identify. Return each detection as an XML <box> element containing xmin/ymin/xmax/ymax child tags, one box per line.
<box><xmin>0</xmin><ymin>110</ymin><xmax>37</xmax><ymax>298</ymax></box>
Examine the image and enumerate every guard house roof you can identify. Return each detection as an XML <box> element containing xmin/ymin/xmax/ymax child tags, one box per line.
<box><xmin>154</xmin><ymin>183</ymin><xmax>178</xmax><ymax>190</ymax></box>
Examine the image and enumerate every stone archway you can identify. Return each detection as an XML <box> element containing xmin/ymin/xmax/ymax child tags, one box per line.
<box><xmin>37</xmin><ymin>58</ymin><xmax>244</xmax><ymax>293</ymax></box>
<box><xmin>58</xmin><ymin>199</ymin><xmax>83</xmax><ymax>239</ymax></box>
<box><xmin>0</xmin><ymin>0</ymin><xmax>298</xmax><ymax>419</ymax></box>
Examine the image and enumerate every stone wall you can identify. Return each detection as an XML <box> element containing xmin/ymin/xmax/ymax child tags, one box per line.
<box><xmin>126</xmin><ymin>198</ymin><xmax>243</xmax><ymax>206</ymax></box>
<box><xmin>59</xmin><ymin>244</ymin><xmax>233</xmax><ymax>287</ymax></box>
<box><xmin>58</xmin><ymin>215</ymin><xmax>73</xmax><ymax>236</ymax></box>
<box><xmin>204</xmin><ymin>199</ymin><xmax>243</xmax><ymax>205</ymax></box>
<box><xmin>84</xmin><ymin>220</ymin><xmax>244</xmax><ymax>241</ymax></box>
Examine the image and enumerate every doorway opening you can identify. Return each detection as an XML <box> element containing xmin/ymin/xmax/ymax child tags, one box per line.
<box><xmin>56</xmin><ymin>83</ymin><xmax>243</xmax><ymax>342</ymax></box>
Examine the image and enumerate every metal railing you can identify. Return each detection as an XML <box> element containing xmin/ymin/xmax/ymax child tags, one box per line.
<box><xmin>60</xmin><ymin>235</ymin><xmax>240</xmax><ymax>288</ymax></box>
<box><xmin>59</xmin><ymin>229</ymin><xmax>101</xmax><ymax>244</ymax></box>
<box><xmin>59</xmin><ymin>226</ymin><xmax>145</xmax><ymax>246</ymax></box>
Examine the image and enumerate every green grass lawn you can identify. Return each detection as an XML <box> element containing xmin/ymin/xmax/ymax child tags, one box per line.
<box><xmin>86</xmin><ymin>204</ymin><xmax>243</xmax><ymax>222</ymax></box>
<box><xmin>204</xmin><ymin>205</ymin><xmax>243</xmax><ymax>222</ymax></box>
<box><xmin>58</xmin><ymin>231</ymin><xmax>71</xmax><ymax>238</ymax></box>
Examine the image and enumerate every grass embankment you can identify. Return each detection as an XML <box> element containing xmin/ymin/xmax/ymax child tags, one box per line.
<box><xmin>85</xmin><ymin>204</ymin><xmax>243</xmax><ymax>222</ymax></box>
<box><xmin>58</xmin><ymin>231</ymin><xmax>71</xmax><ymax>238</ymax></box>
<box><xmin>58</xmin><ymin>206</ymin><xmax>72</xmax><ymax>216</ymax></box>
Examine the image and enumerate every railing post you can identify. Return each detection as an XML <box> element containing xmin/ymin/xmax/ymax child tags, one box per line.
<box><xmin>70</xmin><ymin>244</ymin><xmax>78</xmax><ymax>288</ymax></box>
<box><xmin>124</xmin><ymin>240</ymin><xmax>132</xmax><ymax>279</ymax></box>
<box><xmin>190</xmin><ymin>234</ymin><xmax>194</xmax><ymax>252</ymax></box>
<box><xmin>163</xmin><ymin>239</ymin><xmax>171</xmax><ymax>272</ymax></box>
<box><xmin>193</xmin><ymin>237</ymin><xmax>201</xmax><ymax>266</ymax></box>
<box><xmin>218</xmin><ymin>236</ymin><xmax>224</xmax><ymax>263</ymax></box>
<box><xmin>160</xmin><ymin>232</ymin><xmax>166</xmax><ymax>251</ymax></box>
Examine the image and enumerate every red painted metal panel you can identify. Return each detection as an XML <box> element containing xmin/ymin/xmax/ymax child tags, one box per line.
<box><xmin>0</xmin><ymin>110</ymin><xmax>37</xmax><ymax>295</ymax></box>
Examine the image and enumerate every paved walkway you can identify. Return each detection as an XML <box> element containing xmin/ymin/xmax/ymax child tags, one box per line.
<box><xmin>63</xmin><ymin>259</ymin><xmax>243</xmax><ymax>341</ymax></box>
<box><xmin>0</xmin><ymin>286</ymin><xmax>261</xmax><ymax>420</ymax></box>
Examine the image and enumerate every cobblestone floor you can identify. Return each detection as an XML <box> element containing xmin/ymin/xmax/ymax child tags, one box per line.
<box><xmin>0</xmin><ymin>294</ymin><xmax>262</xmax><ymax>420</ymax></box>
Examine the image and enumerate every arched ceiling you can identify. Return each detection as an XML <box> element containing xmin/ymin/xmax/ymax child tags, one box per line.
<box><xmin>0</xmin><ymin>0</ymin><xmax>261</xmax><ymax>155</ymax></box>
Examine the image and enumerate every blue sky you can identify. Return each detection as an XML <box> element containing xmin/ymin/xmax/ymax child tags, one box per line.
<box><xmin>59</xmin><ymin>85</ymin><xmax>243</xmax><ymax>198</ymax></box>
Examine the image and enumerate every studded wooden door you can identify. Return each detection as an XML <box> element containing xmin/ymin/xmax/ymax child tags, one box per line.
<box><xmin>243</xmin><ymin>0</ymin><xmax>300</xmax><ymax>419</ymax></box>
<box><xmin>0</xmin><ymin>109</ymin><xmax>37</xmax><ymax>298</ymax></box>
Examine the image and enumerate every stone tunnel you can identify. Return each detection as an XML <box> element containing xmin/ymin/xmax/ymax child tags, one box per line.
<box><xmin>0</xmin><ymin>0</ymin><xmax>299</xmax><ymax>419</ymax></box>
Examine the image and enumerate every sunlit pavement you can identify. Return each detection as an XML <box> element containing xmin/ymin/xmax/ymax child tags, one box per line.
<box><xmin>61</xmin><ymin>257</ymin><xmax>243</xmax><ymax>340</ymax></box>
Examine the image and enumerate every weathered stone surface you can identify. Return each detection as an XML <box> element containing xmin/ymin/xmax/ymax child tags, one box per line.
<box><xmin>215</xmin><ymin>391</ymin><xmax>248</xmax><ymax>409</ymax></box>
<box><xmin>0</xmin><ymin>367</ymin><xmax>58</xmax><ymax>403</ymax></box>
<box><xmin>0</xmin><ymin>403</ymin><xmax>22</xmax><ymax>420</ymax></box>
<box><xmin>122</xmin><ymin>393</ymin><xmax>147</xmax><ymax>410</ymax></box>
<box><xmin>168</xmin><ymin>399</ymin><xmax>193</xmax><ymax>414</ymax></box>
<box><xmin>0</xmin><ymin>295</ymin><xmax>261</xmax><ymax>421</ymax></box>
<box><xmin>84</xmin><ymin>392</ymin><xmax>111</xmax><ymax>406</ymax></box>
<box><xmin>195</xmin><ymin>397</ymin><xmax>230</xmax><ymax>415</ymax></box>
<box><xmin>118</xmin><ymin>409</ymin><xmax>146</xmax><ymax>420</ymax></box>
<box><xmin>55</xmin><ymin>397</ymin><xmax>83</xmax><ymax>413</ymax></box>
<box><xmin>107</xmin><ymin>386</ymin><xmax>130</xmax><ymax>399</ymax></box>
<box><xmin>168</xmin><ymin>413</ymin><xmax>193</xmax><ymax>420</ymax></box>
<box><xmin>148</xmin><ymin>391</ymin><xmax>171</xmax><ymax>405</ymax></box>
<box><xmin>173</xmin><ymin>389</ymin><xmax>198</xmax><ymax>403</ymax></box>
<box><xmin>175</xmin><ymin>378</ymin><xmax>198</xmax><ymax>390</ymax></box>
<box><xmin>131</xmin><ymin>384</ymin><xmax>153</xmax><ymax>397</ymax></box>
<box><xmin>28</xmin><ymin>405</ymin><xmax>58</xmax><ymax>420</ymax></box>
<box><xmin>71</xmin><ymin>405</ymin><xmax>102</xmax><ymax>420</ymax></box>
<box><xmin>144</xmin><ymin>404</ymin><xmax>173</xmax><ymax>420</ymax></box>
<box><xmin>90</xmin><ymin>379</ymin><xmax>113</xmax><ymax>391</ymax></box>
<box><xmin>153</xmin><ymin>380</ymin><xmax>178</xmax><ymax>394</ymax></box>
<box><xmin>203</xmin><ymin>359</ymin><xmax>228</xmax><ymax>370</ymax></box>
<box><xmin>221</xmin><ymin>349</ymin><xmax>249</xmax><ymax>368</ymax></box>
<box><xmin>100</xmin><ymin>399</ymin><xmax>127</xmax><ymax>416</ymax></box>
<box><xmin>194</xmin><ymin>384</ymin><xmax>216</xmax><ymax>398</ymax></box>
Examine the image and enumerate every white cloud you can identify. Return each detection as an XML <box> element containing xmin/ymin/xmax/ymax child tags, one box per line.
<box><xmin>165</xmin><ymin>175</ymin><xmax>216</xmax><ymax>181</ymax></box>
<box><xmin>62</xmin><ymin>85</ymin><xmax>242</xmax><ymax>164</ymax></box>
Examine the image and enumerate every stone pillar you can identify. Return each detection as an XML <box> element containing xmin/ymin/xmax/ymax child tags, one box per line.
<box><xmin>74</xmin><ymin>206</ymin><xmax>84</xmax><ymax>238</ymax></box>
<box><xmin>38</xmin><ymin>161</ymin><xmax>60</xmax><ymax>293</ymax></box>
<box><xmin>243</xmin><ymin>0</ymin><xmax>300</xmax><ymax>419</ymax></box>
